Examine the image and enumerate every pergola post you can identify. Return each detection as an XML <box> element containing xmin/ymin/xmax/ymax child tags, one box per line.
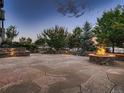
<box><xmin>0</xmin><ymin>0</ymin><xmax>5</xmax><ymax>45</ymax></box>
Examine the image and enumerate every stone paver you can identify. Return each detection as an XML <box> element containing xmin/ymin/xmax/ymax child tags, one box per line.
<box><xmin>0</xmin><ymin>54</ymin><xmax>123</xmax><ymax>93</ymax></box>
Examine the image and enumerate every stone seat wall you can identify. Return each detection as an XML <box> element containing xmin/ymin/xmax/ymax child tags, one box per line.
<box><xmin>0</xmin><ymin>48</ymin><xmax>30</xmax><ymax>58</ymax></box>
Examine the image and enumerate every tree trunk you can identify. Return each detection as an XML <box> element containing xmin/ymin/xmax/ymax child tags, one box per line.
<box><xmin>112</xmin><ymin>42</ymin><xmax>115</xmax><ymax>53</ymax></box>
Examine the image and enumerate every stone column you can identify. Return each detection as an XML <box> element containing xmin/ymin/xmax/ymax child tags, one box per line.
<box><xmin>0</xmin><ymin>0</ymin><xmax>5</xmax><ymax>45</ymax></box>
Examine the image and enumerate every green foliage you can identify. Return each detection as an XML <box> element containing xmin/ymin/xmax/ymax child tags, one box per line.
<box><xmin>68</xmin><ymin>27</ymin><xmax>83</xmax><ymax>48</ymax></box>
<box><xmin>34</xmin><ymin>35</ymin><xmax>45</xmax><ymax>46</ymax></box>
<box><xmin>19</xmin><ymin>37</ymin><xmax>26</xmax><ymax>44</ymax></box>
<box><xmin>22</xmin><ymin>44</ymin><xmax>38</xmax><ymax>53</ymax></box>
<box><xmin>37</xmin><ymin>26</ymin><xmax>68</xmax><ymax>51</ymax></box>
<box><xmin>6</xmin><ymin>25</ymin><xmax>19</xmax><ymax>43</ymax></box>
<box><xmin>80</xmin><ymin>21</ymin><xmax>94</xmax><ymax>54</ymax></box>
<box><xmin>19</xmin><ymin>37</ymin><xmax>37</xmax><ymax>52</ymax></box>
<box><xmin>94</xmin><ymin>5</ymin><xmax>124</xmax><ymax>52</ymax></box>
<box><xmin>27</xmin><ymin>37</ymin><xmax>32</xmax><ymax>44</ymax></box>
<box><xmin>19</xmin><ymin>37</ymin><xmax>32</xmax><ymax>45</ymax></box>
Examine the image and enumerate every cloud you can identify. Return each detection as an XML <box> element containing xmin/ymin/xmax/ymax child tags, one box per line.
<box><xmin>55</xmin><ymin>0</ymin><xmax>114</xmax><ymax>17</ymax></box>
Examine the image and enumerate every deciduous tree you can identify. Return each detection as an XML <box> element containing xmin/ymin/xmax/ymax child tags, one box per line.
<box><xmin>6</xmin><ymin>25</ymin><xmax>19</xmax><ymax>43</ymax></box>
<box><xmin>93</xmin><ymin>5</ymin><xmax>124</xmax><ymax>52</ymax></box>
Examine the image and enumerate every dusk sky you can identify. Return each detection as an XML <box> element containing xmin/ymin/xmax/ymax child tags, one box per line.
<box><xmin>4</xmin><ymin>0</ymin><xmax>124</xmax><ymax>41</ymax></box>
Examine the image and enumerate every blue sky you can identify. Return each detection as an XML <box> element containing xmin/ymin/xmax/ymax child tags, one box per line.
<box><xmin>4</xmin><ymin>0</ymin><xmax>124</xmax><ymax>41</ymax></box>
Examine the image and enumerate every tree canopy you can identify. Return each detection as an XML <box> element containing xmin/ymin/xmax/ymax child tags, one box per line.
<box><xmin>94</xmin><ymin>5</ymin><xmax>124</xmax><ymax>52</ymax></box>
<box><xmin>6</xmin><ymin>25</ymin><xmax>19</xmax><ymax>43</ymax></box>
<box><xmin>68</xmin><ymin>27</ymin><xmax>83</xmax><ymax>48</ymax></box>
<box><xmin>37</xmin><ymin>26</ymin><xmax>68</xmax><ymax>51</ymax></box>
<box><xmin>80</xmin><ymin>21</ymin><xmax>94</xmax><ymax>53</ymax></box>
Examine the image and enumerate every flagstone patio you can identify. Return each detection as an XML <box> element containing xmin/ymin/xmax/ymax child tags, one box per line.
<box><xmin>0</xmin><ymin>54</ymin><xmax>123</xmax><ymax>93</ymax></box>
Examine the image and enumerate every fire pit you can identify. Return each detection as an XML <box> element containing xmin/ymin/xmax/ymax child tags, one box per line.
<box><xmin>89</xmin><ymin>46</ymin><xmax>115</xmax><ymax>64</ymax></box>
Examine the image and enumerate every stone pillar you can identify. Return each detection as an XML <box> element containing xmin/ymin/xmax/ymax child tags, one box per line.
<box><xmin>0</xmin><ymin>0</ymin><xmax>5</xmax><ymax>45</ymax></box>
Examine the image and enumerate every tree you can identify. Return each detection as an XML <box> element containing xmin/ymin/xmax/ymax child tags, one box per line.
<box><xmin>19</xmin><ymin>37</ymin><xmax>32</xmax><ymax>45</ymax></box>
<box><xmin>112</xmin><ymin>5</ymin><xmax>124</xmax><ymax>31</ymax></box>
<box><xmin>19</xmin><ymin>37</ymin><xmax>37</xmax><ymax>52</ymax></box>
<box><xmin>94</xmin><ymin>5</ymin><xmax>124</xmax><ymax>52</ymax></box>
<box><xmin>35</xmin><ymin>35</ymin><xmax>45</xmax><ymax>46</ymax></box>
<box><xmin>68</xmin><ymin>27</ymin><xmax>83</xmax><ymax>48</ymax></box>
<box><xmin>38</xmin><ymin>26</ymin><xmax>68</xmax><ymax>51</ymax></box>
<box><xmin>6</xmin><ymin>25</ymin><xmax>19</xmax><ymax>43</ymax></box>
<box><xmin>26</xmin><ymin>37</ymin><xmax>32</xmax><ymax>44</ymax></box>
<box><xmin>80</xmin><ymin>21</ymin><xmax>94</xmax><ymax>53</ymax></box>
<box><xmin>19</xmin><ymin>37</ymin><xmax>26</xmax><ymax>45</ymax></box>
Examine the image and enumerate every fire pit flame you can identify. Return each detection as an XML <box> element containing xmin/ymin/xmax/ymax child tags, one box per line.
<box><xmin>96</xmin><ymin>46</ymin><xmax>106</xmax><ymax>56</ymax></box>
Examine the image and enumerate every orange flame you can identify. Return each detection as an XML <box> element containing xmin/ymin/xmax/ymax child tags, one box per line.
<box><xmin>96</xmin><ymin>46</ymin><xmax>106</xmax><ymax>55</ymax></box>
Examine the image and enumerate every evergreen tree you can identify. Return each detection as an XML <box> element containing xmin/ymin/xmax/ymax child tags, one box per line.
<box><xmin>80</xmin><ymin>21</ymin><xmax>94</xmax><ymax>54</ymax></box>
<box><xmin>68</xmin><ymin>27</ymin><xmax>83</xmax><ymax>48</ymax></box>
